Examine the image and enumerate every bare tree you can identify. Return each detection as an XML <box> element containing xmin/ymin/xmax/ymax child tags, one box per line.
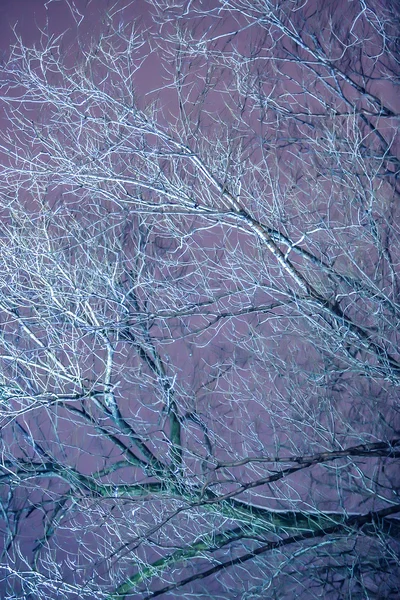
<box><xmin>0</xmin><ymin>0</ymin><xmax>399</xmax><ymax>598</ymax></box>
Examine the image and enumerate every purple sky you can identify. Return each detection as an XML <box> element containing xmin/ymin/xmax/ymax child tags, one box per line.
<box><xmin>0</xmin><ymin>1</ymin><xmax>154</xmax><ymax>67</ymax></box>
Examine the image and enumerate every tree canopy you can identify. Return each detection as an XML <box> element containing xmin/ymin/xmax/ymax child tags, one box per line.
<box><xmin>0</xmin><ymin>1</ymin><xmax>399</xmax><ymax>598</ymax></box>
